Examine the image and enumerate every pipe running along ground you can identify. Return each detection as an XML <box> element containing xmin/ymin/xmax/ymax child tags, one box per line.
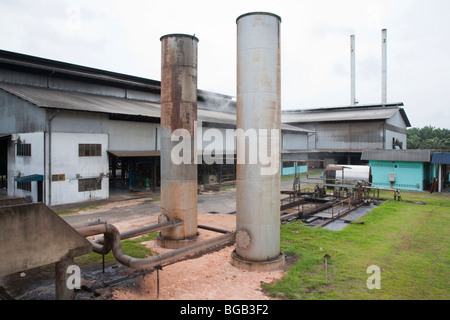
<box><xmin>76</xmin><ymin>221</ymin><xmax>235</xmax><ymax>270</ymax></box>
<box><xmin>76</xmin><ymin>219</ymin><xmax>184</xmax><ymax>242</ymax></box>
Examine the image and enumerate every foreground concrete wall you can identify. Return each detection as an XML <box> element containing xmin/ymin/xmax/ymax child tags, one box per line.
<box><xmin>0</xmin><ymin>202</ymin><xmax>91</xmax><ymax>278</ymax></box>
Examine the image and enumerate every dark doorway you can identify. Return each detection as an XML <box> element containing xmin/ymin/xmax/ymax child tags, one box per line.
<box><xmin>37</xmin><ymin>181</ymin><xmax>43</xmax><ymax>202</ymax></box>
<box><xmin>0</xmin><ymin>136</ymin><xmax>8</xmax><ymax>193</ymax></box>
<box><xmin>108</xmin><ymin>151</ymin><xmax>160</xmax><ymax>193</ymax></box>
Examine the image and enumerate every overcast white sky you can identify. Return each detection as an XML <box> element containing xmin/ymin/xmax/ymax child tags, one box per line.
<box><xmin>0</xmin><ymin>0</ymin><xmax>449</xmax><ymax>129</ymax></box>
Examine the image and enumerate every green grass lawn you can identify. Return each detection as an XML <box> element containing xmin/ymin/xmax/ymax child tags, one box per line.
<box><xmin>265</xmin><ymin>191</ymin><xmax>450</xmax><ymax>300</ymax></box>
<box><xmin>71</xmin><ymin>188</ymin><xmax>448</xmax><ymax>300</ymax></box>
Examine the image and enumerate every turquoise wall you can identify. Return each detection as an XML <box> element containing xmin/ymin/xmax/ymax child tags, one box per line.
<box><xmin>281</xmin><ymin>163</ymin><xmax>307</xmax><ymax>176</ymax></box>
<box><xmin>369</xmin><ymin>160</ymin><xmax>430</xmax><ymax>191</ymax></box>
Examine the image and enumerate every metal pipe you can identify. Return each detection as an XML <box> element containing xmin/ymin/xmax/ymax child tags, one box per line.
<box><xmin>197</xmin><ymin>224</ymin><xmax>232</xmax><ymax>234</ymax></box>
<box><xmin>382</xmin><ymin>29</ymin><xmax>387</xmax><ymax>104</ymax></box>
<box><xmin>235</xmin><ymin>12</ymin><xmax>283</xmax><ymax>265</ymax></box>
<box><xmin>71</xmin><ymin>220</ymin><xmax>105</xmax><ymax>231</ymax></box>
<box><xmin>79</xmin><ymin>223</ymin><xmax>235</xmax><ymax>270</ymax></box>
<box><xmin>159</xmin><ymin>34</ymin><xmax>199</xmax><ymax>247</ymax></box>
<box><xmin>76</xmin><ymin>219</ymin><xmax>183</xmax><ymax>246</ymax></box>
<box><xmin>47</xmin><ymin>111</ymin><xmax>59</xmax><ymax>206</ymax></box>
<box><xmin>120</xmin><ymin>219</ymin><xmax>183</xmax><ymax>240</ymax></box>
<box><xmin>76</xmin><ymin>219</ymin><xmax>183</xmax><ymax>238</ymax></box>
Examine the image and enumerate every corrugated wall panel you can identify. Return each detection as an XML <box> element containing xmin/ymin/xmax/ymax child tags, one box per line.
<box><xmin>283</xmin><ymin>133</ymin><xmax>308</xmax><ymax>150</ymax></box>
<box><xmin>0</xmin><ymin>69</ymin><xmax>47</xmax><ymax>87</ymax></box>
<box><xmin>315</xmin><ymin>122</ymin><xmax>384</xmax><ymax>150</ymax></box>
<box><xmin>0</xmin><ymin>90</ymin><xmax>46</xmax><ymax>134</ymax></box>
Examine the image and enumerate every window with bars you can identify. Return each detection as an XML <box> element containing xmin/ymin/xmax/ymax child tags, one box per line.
<box><xmin>17</xmin><ymin>181</ymin><xmax>31</xmax><ymax>191</ymax></box>
<box><xmin>78</xmin><ymin>178</ymin><xmax>102</xmax><ymax>192</ymax></box>
<box><xmin>78</xmin><ymin>144</ymin><xmax>101</xmax><ymax>157</ymax></box>
<box><xmin>17</xmin><ymin>143</ymin><xmax>31</xmax><ymax>156</ymax></box>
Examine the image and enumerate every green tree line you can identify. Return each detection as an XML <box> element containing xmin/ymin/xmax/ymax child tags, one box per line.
<box><xmin>407</xmin><ymin>125</ymin><xmax>450</xmax><ymax>151</ymax></box>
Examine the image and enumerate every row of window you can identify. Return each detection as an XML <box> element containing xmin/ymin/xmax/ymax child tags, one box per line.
<box><xmin>16</xmin><ymin>143</ymin><xmax>102</xmax><ymax>157</ymax></box>
<box><xmin>17</xmin><ymin>178</ymin><xmax>102</xmax><ymax>192</ymax></box>
<box><xmin>374</xmin><ymin>181</ymin><xmax>418</xmax><ymax>189</ymax></box>
<box><xmin>371</xmin><ymin>163</ymin><xmax>421</xmax><ymax>169</ymax></box>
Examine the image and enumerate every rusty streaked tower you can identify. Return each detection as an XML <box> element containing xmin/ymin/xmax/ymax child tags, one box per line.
<box><xmin>232</xmin><ymin>12</ymin><xmax>285</xmax><ymax>271</ymax></box>
<box><xmin>157</xmin><ymin>34</ymin><xmax>199</xmax><ymax>249</ymax></box>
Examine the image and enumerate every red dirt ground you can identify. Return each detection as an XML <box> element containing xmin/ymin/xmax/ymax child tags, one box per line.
<box><xmin>109</xmin><ymin>211</ymin><xmax>285</xmax><ymax>300</ymax></box>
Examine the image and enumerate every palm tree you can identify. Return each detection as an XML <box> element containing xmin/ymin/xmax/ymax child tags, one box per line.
<box><xmin>407</xmin><ymin>126</ymin><xmax>450</xmax><ymax>151</ymax></box>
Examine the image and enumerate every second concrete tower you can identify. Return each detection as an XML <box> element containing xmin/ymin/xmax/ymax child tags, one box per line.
<box><xmin>232</xmin><ymin>12</ymin><xmax>285</xmax><ymax>271</ymax></box>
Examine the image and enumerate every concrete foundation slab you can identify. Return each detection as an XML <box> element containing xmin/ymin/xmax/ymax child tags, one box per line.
<box><xmin>231</xmin><ymin>249</ymin><xmax>285</xmax><ymax>272</ymax></box>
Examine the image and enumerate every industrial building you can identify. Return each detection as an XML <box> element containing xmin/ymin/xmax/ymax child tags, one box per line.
<box><xmin>281</xmin><ymin>103</ymin><xmax>411</xmax><ymax>166</ymax></box>
<box><xmin>0</xmin><ymin>49</ymin><xmax>309</xmax><ymax>205</ymax></box>
<box><xmin>0</xmin><ymin>41</ymin><xmax>418</xmax><ymax>206</ymax></box>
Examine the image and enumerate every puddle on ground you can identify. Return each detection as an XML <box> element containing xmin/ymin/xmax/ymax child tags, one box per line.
<box><xmin>322</xmin><ymin>202</ymin><xmax>383</xmax><ymax>231</ymax></box>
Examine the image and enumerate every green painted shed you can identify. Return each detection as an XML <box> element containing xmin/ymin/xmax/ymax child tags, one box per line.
<box><xmin>361</xmin><ymin>149</ymin><xmax>437</xmax><ymax>191</ymax></box>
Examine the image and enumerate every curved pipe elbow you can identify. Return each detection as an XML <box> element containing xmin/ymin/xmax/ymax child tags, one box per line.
<box><xmin>77</xmin><ymin>222</ymin><xmax>235</xmax><ymax>270</ymax></box>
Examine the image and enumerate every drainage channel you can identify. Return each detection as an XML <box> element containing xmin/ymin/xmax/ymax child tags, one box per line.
<box><xmin>280</xmin><ymin>191</ymin><xmax>384</xmax><ymax>231</ymax></box>
<box><xmin>321</xmin><ymin>201</ymin><xmax>384</xmax><ymax>231</ymax></box>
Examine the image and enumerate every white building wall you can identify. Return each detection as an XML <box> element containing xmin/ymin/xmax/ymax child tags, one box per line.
<box><xmin>49</xmin><ymin>132</ymin><xmax>109</xmax><ymax>205</ymax></box>
<box><xmin>106</xmin><ymin>121</ymin><xmax>159</xmax><ymax>151</ymax></box>
<box><xmin>51</xmin><ymin>112</ymin><xmax>161</xmax><ymax>152</ymax></box>
<box><xmin>385</xmin><ymin>129</ymin><xmax>407</xmax><ymax>150</ymax></box>
<box><xmin>51</xmin><ymin>111</ymin><xmax>106</xmax><ymax>134</ymax></box>
<box><xmin>385</xmin><ymin>110</ymin><xmax>408</xmax><ymax>150</ymax></box>
<box><xmin>198</xmin><ymin>127</ymin><xmax>232</xmax><ymax>152</ymax></box>
<box><xmin>386</xmin><ymin>110</ymin><xmax>407</xmax><ymax>128</ymax></box>
<box><xmin>195</xmin><ymin>126</ymin><xmax>310</xmax><ymax>162</ymax></box>
<box><xmin>282</xmin><ymin>133</ymin><xmax>308</xmax><ymax>150</ymax></box>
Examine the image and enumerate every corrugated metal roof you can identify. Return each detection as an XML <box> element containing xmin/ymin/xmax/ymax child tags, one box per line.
<box><xmin>0</xmin><ymin>49</ymin><xmax>161</xmax><ymax>91</ymax></box>
<box><xmin>282</xmin><ymin>107</ymin><xmax>399</xmax><ymax>123</ymax></box>
<box><xmin>0</xmin><ymin>83</ymin><xmax>233</xmax><ymax>125</ymax></box>
<box><xmin>281</xmin><ymin>123</ymin><xmax>314</xmax><ymax>133</ymax></box>
<box><xmin>361</xmin><ymin>149</ymin><xmax>433</xmax><ymax>162</ymax></box>
<box><xmin>0</xmin><ymin>82</ymin><xmax>313</xmax><ymax>133</ymax></box>
<box><xmin>0</xmin><ymin>82</ymin><xmax>161</xmax><ymax>117</ymax></box>
<box><xmin>431</xmin><ymin>153</ymin><xmax>450</xmax><ymax>164</ymax></box>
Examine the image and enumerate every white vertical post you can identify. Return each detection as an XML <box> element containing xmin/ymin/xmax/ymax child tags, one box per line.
<box><xmin>351</xmin><ymin>35</ymin><xmax>356</xmax><ymax>105</ymax></box>
<box><xmin>382</xmin><ymin>29</ymin><xmax>387</xmax><ymax>105</ymax></box>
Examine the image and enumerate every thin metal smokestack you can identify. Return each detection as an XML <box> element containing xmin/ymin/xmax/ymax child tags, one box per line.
<box><xmin>158</xmin><ymin>34</ymin><xmax>199</xmax><ymax>249</ymax></box>
<box><xmin>232</xmin><ymin>12</ymin><xmax>285</xmax><ymax>271</ymax></box>
<box><xmin>382</xmin><ymin>29</ymin><xmax>387</xmax><ymax>105</ymax></box>
<box><xmin>350</xmin><ymin>35</ymin><xmax>356</xmax><ymax>105</ymax></box>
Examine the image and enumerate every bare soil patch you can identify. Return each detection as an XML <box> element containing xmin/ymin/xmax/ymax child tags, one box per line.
<box><xmin>110</xmin><ymin>212</ymin><xmax>285</xmax><ymax>300</ymax></box>
<box><xmin>2</xmin><ymin>195</ymin><xmax>285</xmax><ymax>300</ymax></box>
